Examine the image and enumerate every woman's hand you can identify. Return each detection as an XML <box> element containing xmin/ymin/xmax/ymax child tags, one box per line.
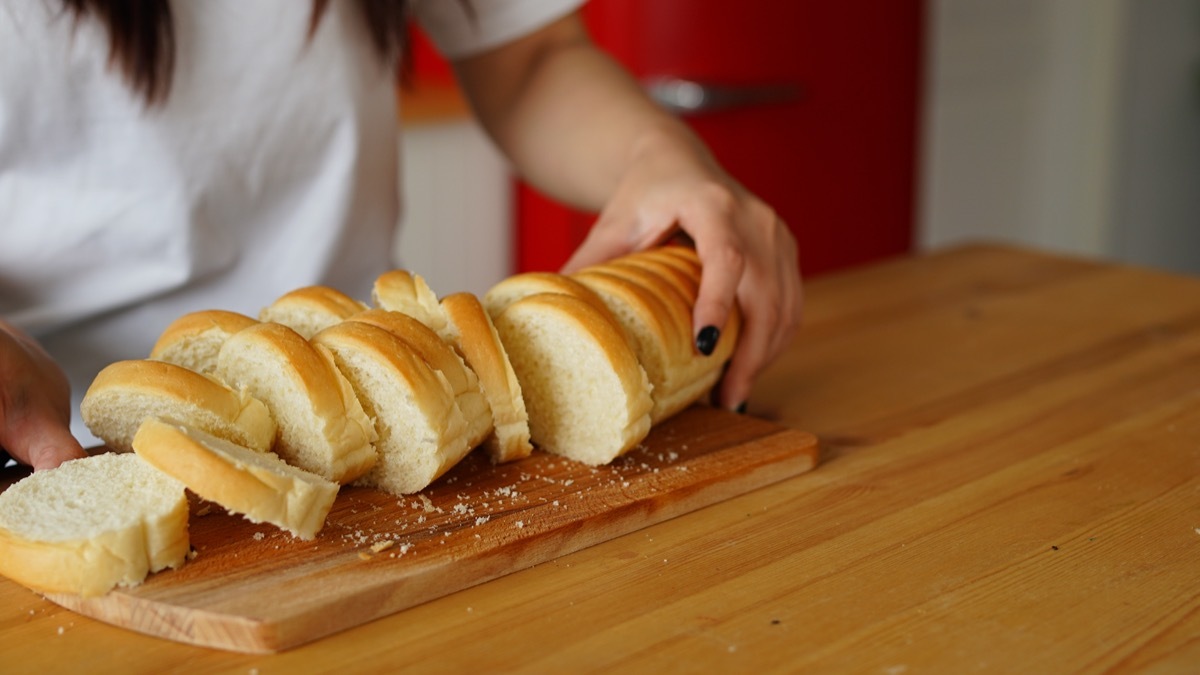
<box><xmin>0</xmin><ymin>320</ymin><xmax>87</xmax><ymax>470</ymax></box>
<box><xmin>560</xmin><ymin>129</ymin><xmax>803</xmax><ymax>410</ymax></box>
<box><xmin>453</xmin><ymin>11</ymin><xmax>803</xmax><ymax>409</ymax></box>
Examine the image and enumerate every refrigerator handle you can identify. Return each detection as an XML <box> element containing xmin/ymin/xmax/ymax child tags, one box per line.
<box><xmin>644</xmin><ymin>77</ymin><xmax>803</xmax><ymax>115</ymax></box>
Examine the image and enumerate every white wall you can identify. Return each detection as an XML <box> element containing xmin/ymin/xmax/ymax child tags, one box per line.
<box><xmin>919</xmin><ymin>0</ymin><xmax>1200</xmax><ymax>275</ymax></box>
<box><xmin>1110</xmin><ymin>0</ymin><xmax>1200</xmax><ymax>274</ymax></box>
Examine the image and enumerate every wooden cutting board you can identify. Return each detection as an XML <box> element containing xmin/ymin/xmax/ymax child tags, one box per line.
<box><xmin>21</xmin><ymin>407</ymin><xmax>816</xmax><ymax>654</ymax></box>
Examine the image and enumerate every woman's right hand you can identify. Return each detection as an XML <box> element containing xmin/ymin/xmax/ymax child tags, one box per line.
<box><xmin>0</xmin><ymin>320</ymin><xmax>87</xmax><ymax>470</ymax></box>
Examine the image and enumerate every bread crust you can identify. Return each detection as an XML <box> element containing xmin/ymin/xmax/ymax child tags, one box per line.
<box><xmin>133</xmin><ymin>418</ymin><xmax>339</xmax><ymax>540</ymax></box>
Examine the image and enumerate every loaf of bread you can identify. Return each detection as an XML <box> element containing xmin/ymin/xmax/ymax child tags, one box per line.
<box><xmin>312</xmin><ymin>321</ymin><xmax>473</xmax><ymax>495</ymax></box>
<box><xmin>493</xmin><ymin>293</ymin><xmax>652</xmax><ymax>465</ymax></box>
<box><xmin>0</xmin><ymin>453</ymin><xmax>189</xmax><ymax>597</ymax></box>
<box><xmin>258</xmin><ymin>285</ymin><xmax>369</xmax><ymax>339</ymax></box>
<box><xmin>133</xmin><ymin>418</ymin><xmax>339</xmax><ymax>540</ymax></box>
<box><xmin>149</xmin><ymin>309</ymin><xmax>259</xmax><ymax>375</ymax></box>
<box><xmin>80</xmin><ymin>359</ymin><xmax>277</xmax><ymax>454</ymax></box>
<box><xmin>215</xmin><ymin>322</ymin><xmax>378</xmax><ymax>484</ymax></box>
<box><xmin>346</xmin><ymin>308</ymin><xmax>492</xmax><ymax>450</ymax></box>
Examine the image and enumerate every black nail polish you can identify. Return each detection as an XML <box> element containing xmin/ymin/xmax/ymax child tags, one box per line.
<box><xmin>696</xmin><ymin>325</ymin><xmax>720</xmax><ymax>356</ymax></box>
<box><xmin>734</xmin><ymin>402</ymin><xmax>748</xmax><ymax>415</ymax></box>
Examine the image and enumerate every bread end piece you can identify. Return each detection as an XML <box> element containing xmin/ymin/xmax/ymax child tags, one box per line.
<box><xmin>0</xmin><ymin>453</ymin><xmax>189</xmax><ymax>597</ymax></box>
<box><xmin>134</xmin><ymin>418</ymin><xmax>339</xmax><ymax>540</ymax></box>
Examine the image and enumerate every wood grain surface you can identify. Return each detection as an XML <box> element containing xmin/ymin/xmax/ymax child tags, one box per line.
<box><xmin>4</xmin><ymin>243</ymin><xmax>1199</xmax><ymax>673</ymax></box>
<box><xmin>7</xmin><ymin>407</ymin><xmax>817</xmax><ymax>654</ymax></box>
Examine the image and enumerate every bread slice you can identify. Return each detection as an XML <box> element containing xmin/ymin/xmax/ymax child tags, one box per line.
<box><xmin>571</xmin><ymin>269</ymin><xmax>693</xmax><ymax>423</ymax></box>
<box><xmin>312</xmin><ymin>321</ymin><xmax>472</xmax><ymax>494</ymax></box>
<box><xmin>0</xmin><ymin>453</ymin><xmax>189</xmax><ymax>597</ymax></box>
<box><xmin>215</xmin><ymin>322</ymin><xmax>378</xmax><ymax>484</ymax></box>
<box><xmin>372</xmin><ymin>269</ymin><xmax>445</xmax><ymax>333</ymax></box>
<box><xmin>80</xmin><ymin>359</ymin><xmax>277</xmax><ymax>454</ymax></box>
<box><xmin>346</xmin><ymin>309</ymin><xmax>492</xmax><ymax>450</ymax></box>
<box><xmin>493</xmin><ymin>293</ymin><xmax>651</xmax><ymax>465</ymax></box>
<box><xmin>133</xmin><ymin>418</ymin><xmax>339</xmax><ymax>540</ymax></box>
<box><xmin>149</xmin><ymin>309</ymin><xmax>259</xmax><ymax>375</ymax></box>
<box><xmin>438</xmin><ymin>293</ymin><xmax>533</xmax><ymax>463</ymax></box>
<box><xmin>258</xmin><ymin>286</ymin><xmax>369</xmax><ymax>339</ymax></box>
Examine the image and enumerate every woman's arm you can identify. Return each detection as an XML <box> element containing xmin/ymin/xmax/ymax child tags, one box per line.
<box><xmin>451</xmin><ymin>12</ymin><xmax>802</xmax><ymax>410</ymax></box>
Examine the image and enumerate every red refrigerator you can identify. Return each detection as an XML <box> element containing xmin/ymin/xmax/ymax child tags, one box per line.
<box><xmin>515</xmin><ymin>0</ymin><xmax>926</xmax><ymax>278</ymax></box>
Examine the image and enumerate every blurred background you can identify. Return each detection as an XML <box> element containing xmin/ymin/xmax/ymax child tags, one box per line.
<box><xmin>394</xmin><ymin>0</ymin><xmax>1200</xmax><ymax>296</ymax></box>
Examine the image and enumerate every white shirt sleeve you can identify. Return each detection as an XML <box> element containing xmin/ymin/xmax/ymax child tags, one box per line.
<box><xmin>411</xmin><ymin>0</ymin><xmax>587</xmax><ymax>59</ymax></box>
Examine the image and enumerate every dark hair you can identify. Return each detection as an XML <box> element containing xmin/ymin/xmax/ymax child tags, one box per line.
<box><xmin>61</xmin><ymin>0</ymin><xmax>412</xmax><ymax>105</ymax></box>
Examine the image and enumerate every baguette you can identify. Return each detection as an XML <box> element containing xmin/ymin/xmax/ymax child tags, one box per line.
<box><xmin>215</xmin><ymin>322</ymin><xmax>378</xmax><ymax>484</ymax></box>
<box><xmin>312</xmin><ymin>321</ymin><xmax>472</xmax><ymax>494</ymax></box>
<box><xmin>133</xmin><ymin>418</ymin><xmax>339</xmax><ymax>540</ymax></box>
<box><xmin>80</xmin><ymin>359</ymin><xmax>277</xmax><ymax>454</ymax></box>
<box><xmin>0</xmin><ymin>453</ymin><xmax>189</xmax><ymax>597</ymax></box>
<box><xmin>149</xmin><ymin>309</ymin><xmax>259</xmax><ymax>375</ymax></box>
<box><xmin>493</xmin><ymin>293</ymin><xmax>651</xmax><ymax>465</ymax></box>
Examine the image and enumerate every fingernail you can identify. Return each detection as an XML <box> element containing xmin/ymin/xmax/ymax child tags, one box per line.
<box><xmin>695</xmin><ymin>325</ymin><xmax>720</xmax><ymax>356</ymax></box>
<box><xmin>734</xmin><ymin>402</ymin><xmax>747</xmax><ymax>415</ymax></box>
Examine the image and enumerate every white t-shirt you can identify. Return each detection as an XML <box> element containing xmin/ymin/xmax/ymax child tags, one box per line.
<box><xmin>0</xmin><ymin>0</ymin><xmax>583</xmax><ymax>444</ymax></box>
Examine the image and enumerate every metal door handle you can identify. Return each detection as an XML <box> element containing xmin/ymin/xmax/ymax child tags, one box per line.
<box><xmin>644</xmin><ymin>77</ymin><xmax>803</xmax><ymax>115</ymax></box>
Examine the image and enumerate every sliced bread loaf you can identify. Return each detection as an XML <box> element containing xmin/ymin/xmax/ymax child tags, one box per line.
<box><xmin>133</xmin><ymin>418</ymin><xmax>339</xmax><ymax>540</ymax></box>
<box><xmin>149</xmin><ymin>309</ymin><xmax>259</xmax><ymax>375</ymax></box>
<box><xmin>258</xmin><ymin>285</ymin><xmax>368</xmax><ymax>339</ymax></box>
<box><xmin>312</xmin><ymin>321</ymin><xmax>472</xmax><ymax>494</ymax></box>
<box><xmin>215</xmin><ymin>322</ymin><xmax>378</xmax><ymax>484</ymax></box>
<box><xmin>0</xmin><ymin>453</ymin><xmax>189</xmax><ymax>597</ymax></box>
<box><xmin>80</xmin><ymin>359</ymin><xmax>277</xmax><ymax>454</ymax></box>
<box><xmin>492</xmin><ymin>293</ymin><xmax>652</xmax><ymax>465</ymax></box>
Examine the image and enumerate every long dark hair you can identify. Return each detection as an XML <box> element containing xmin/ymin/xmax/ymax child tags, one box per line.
<box><xmin>61</xmin><ymin>0</ymin><xmax>412</xmax><ymax>104</ymax></box>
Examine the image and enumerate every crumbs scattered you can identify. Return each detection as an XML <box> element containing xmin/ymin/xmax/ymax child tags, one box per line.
<box><xmin>371</xmin><ymin>540</ymin><xmax>395</xmax><ymax>553</ymax></box>
<box><xmin>252</xmin><ymin>532</ymin><xmax>265</xmax><ymax>541</ymax></box>
<box><xmin>515</xmin><ymin>520</ymin><xmax>525</xmax><ymax>529</ymax></box>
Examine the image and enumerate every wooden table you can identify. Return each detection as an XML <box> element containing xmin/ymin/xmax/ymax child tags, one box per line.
<box><xmin>4</xmin><ymin>243</ymin><xmax>1199</xmax><ymax>672</ymax></box>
